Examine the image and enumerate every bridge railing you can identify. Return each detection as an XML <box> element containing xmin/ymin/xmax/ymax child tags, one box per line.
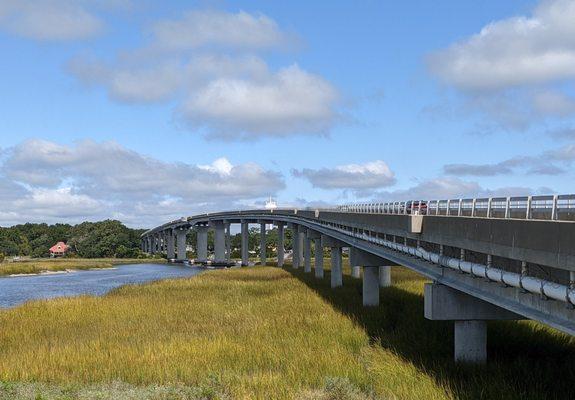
<box><xmin>337</xmin><ymin>194</ymin><xmax>575</xmax><ymax>221</ymax></box>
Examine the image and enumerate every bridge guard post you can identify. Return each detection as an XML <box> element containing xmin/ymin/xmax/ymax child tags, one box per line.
<box><xmin>276</xmin><ymin>223</ymin><xmax>285</xmax><ymax>267</ymax></box>
<box><xmin>322</xmin><ymin>236</ymin><xmax>346</xmax><ymax>288</ymax></box>
<box><xmin>241</xmin><ymin>221</ymin><xmax>249</xmax><ymax>266</ymax></box>
<box><xmin>196</xmin><ymin>225</ymin><xmax>209</xmax><ymax>264</ymax></box>
<box><xmin>424</xmin><ymin>283</ymin><xmax>523</xmax><ymax>363</ymax></box>
<box><xmin>176</xmin><ymin>228</ymin><xmax>188</xmax><ymax>262</ymax></box>
<box><xmin>306</xmin><ymin>230</ymin><xmax>323</xmax><ymax>278</ymax></box>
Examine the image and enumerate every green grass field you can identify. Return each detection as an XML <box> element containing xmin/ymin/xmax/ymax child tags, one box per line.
<box><xmin>0</xmin><ymin>258</ymin><xmax>166</xmax><ymax>276</ymax></box>
<box><xmin>0</xmin><ymin>261</ymin><xmax>574</xmax><ymax>399</ymax></box>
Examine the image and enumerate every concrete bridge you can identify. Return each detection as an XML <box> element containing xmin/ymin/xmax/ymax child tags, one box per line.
<box><xmin>141</xmin><ymin>194</ymin><xmax>575</xmax><ymax>364</ymax></box>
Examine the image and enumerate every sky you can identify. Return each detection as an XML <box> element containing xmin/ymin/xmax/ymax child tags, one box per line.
<box><xmin>1</xmin><ymin>0</ymin><xmax>575</xmax><ymax>228</ymax></box>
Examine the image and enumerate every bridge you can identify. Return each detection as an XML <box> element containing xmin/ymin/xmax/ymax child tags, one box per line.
<box><xmin>141</xmin><ymin>194</ymin><xmax>575</xmax><ymax>364</ymax></box>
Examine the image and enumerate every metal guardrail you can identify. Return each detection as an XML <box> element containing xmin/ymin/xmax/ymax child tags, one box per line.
<box><xmin>337</xmin><ymin>194</ymin><xmax>575</xmax><ymax>221</ymax></box>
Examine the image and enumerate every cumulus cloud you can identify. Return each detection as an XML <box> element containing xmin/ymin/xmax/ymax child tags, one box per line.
<box><xmin>427</xmin><ymin>0</ymin><xmax>575</xmax><ymax>130</ymax></box>
<box><xmin>151</xmin><ymin>10</ymin><xmax>295</xmax><ymax>51</ymax></box>
<box><xmin>428</xmin><ymin>0</ymin><xmax>575</xmax><ymax>91</ymax></box>
<box><xmin>183</xmin><ymin>65</ymin><xmax>339</xmax><ymax>140</ymax></box>
<box><xmin>443</xmin><ymin>142</ymin><xmax>575</xmax><ymax>177</ymax></box>
<box><xmin>68</xmin><ymin>9</ymin><xmax>340</xmax><ymax>140</ymax></box>
<box><xmin>0</xmin><ymin>139</ymin><xmax>284</xmax><ymax>227</ymax></box>
<box><xmin>371</xmin><ymin>178</ymin><xmax>547</xmax><ymax>202</ymax></box>
<box><xmin>0</xmin><ymin>0</ymin><xmax>127</xmax><ymax>41</ymax></box>
<box><xmin>292</xmin><ymin>160</ymin><xmax>395</xmax><ymax>190</ymax></box>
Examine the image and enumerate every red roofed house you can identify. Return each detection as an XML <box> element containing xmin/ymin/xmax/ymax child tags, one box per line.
<box><xmin>50</xmin><ymin>242</ymin><xmax>69</xmax><ymax>258</ymax></box>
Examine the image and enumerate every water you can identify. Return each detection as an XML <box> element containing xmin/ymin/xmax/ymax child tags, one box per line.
<box><xmin>0</xmin><ymin>263</ymin><xmax>203</xmax><ymax>308</ymax></box>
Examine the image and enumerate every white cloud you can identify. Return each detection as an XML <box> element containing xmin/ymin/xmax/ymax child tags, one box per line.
<box><xmin>0</xmin><ymin>0</ymin><xmax>127</xmax><ymax>41</ymax></box>
<box><xmin>151</xmin><ymin>10</ymin><xmax>294</xmax><ymax>51</ymax></box>
<box><xmin>183</xmin><ymin>65</ymin><xmax>339</xmax><ymax>140</ymax></box>
<box><xmin>443</xmin><ymin>142</ymin><xmax>575</xmax><ymax>177</ymax></box>
<box><xmin>68</xmin><ymin>9</ymin><xmax>340</xmax><ymax>140</ymax></box>
<box><xmin>427</xmin><ymin>0</ymin><xmax>575</xmax><ymax>130</ymax></box>
<box><xmin>428</xmin><ymin>0</ymin><xmax>575</xmax><ymax>91</ymax></box>
<box><xmin>291</xmin><ymin>160</ymin><xmax>395</xmax><ymax>190</ymax></box>
<box><xmin>372</xmin><ymin>178</ymin><xmax>545</xmax><ymax>202</ymax></box>
<box><xmin>0</xmin><ymin>139</ymin><xmax>285</xmax><ymax>227</ymax></box>
<box><xmin>69</xmin><ymin>54</ymin><xmax>271</xmax><ymax>104</ymax></box>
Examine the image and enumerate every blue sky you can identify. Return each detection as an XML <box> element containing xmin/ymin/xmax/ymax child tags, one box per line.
<box><xmin>1</xmin><ymin>0</ymin><xmax>574</xmax><ymax>227</ymax></box>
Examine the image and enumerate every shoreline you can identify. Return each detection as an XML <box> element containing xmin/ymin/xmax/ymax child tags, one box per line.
<box><xmin>0</xmin><ymin>259</ymin><xmax>167</xmax><ymax>278</ymax></box>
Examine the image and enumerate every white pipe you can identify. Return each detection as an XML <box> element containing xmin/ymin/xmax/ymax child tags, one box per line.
<box><xmin>363</xmin><ymin>233</ymin><xmax>575</xmax><ymax>305</ymax></box>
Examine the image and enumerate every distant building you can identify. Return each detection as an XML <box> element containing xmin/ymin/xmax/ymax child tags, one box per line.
<box><xmin>49</xmin><ymin>242</ymin><xmax>69</xmax><ymax>258</ymax></box>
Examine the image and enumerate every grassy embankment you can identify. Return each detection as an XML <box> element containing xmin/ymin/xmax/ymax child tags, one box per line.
<box><xmin>0</xmin><ymin>258</ymin><xmax>166</xmax><ymax>276</ymax></box>
<box><xmin>0</xmin><ymin>261</ymin><xmax>575</xmax><ymax>399</ymax></box>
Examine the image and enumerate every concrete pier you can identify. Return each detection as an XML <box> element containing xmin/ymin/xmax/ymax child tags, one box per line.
<box><xmin>362</xmin><ymin>266</ymin><xmax>379</xmax><ymax>306</ymax></box>
<box><xmin>290</xmin><ymin>224</ymin><xmax>300</xmax><ymax>268</ymax></box>
<box><xmin>213</xmin><ymin>221</ymin><xmax>226</xmax><ymax>264</ymax></box>
<box><xmin>241</xmin><ymin>221</ymin><xmax>249</xmax><ymax>266</ymax></box>
<box><xmin>331</xmin><ymin>248</ymin><xmax>342</xmax><ymax>287</ymax></box>
<box><xmin>304</xmin><ymin>237</ymin><xmax>312</xmax><ymax>273</ymax></box>
<box><xmin>424</xmin><ymin>283</ymin><xmax>522</xmax><ymax>363</ymax></box>
<box><xmin>297</xmin><ymin>229</ymin><xmax>305</xmax><ymax>266</ymax></box>
<box><xmin>277</xmin><ymin>223</ymin><xmax>285</xmax><ymax>267</ymax></box>
<box><xmin>225</xmin><ymin>222</ymin><xmax>231</xmax><ymax>262</ymax></box>
<box><xmin>176</xmin><ymin>229</ymin><xmax>187</xmax><ymax>261</ymax></box>
<box><xmin>260</xmin><ymin>222</ymin><xmax>266</xmax><ymax>266</ymax></box>
<box><xmin>307</xmin><ymin>230</ymin><xmax>323</xmax><ymax>278</ymax></box>
<box><xmin>379</xmin><ymin>266</ymin><xmax>391</xmax><ymax>287</ymax></box>
<box><xmin>196</xmin><ymin>225</ymin><xmax>208</xmax><ymax>263</ymax></box>
<box><xmin>166</xmin><ymin>230</ymin><xmax>175</xmax><ymax>259</ymax></box>
<box><xmin>349</xmin><ymin>248</ymin><xmax>361</xmax><ymax>278</ymax></box>
<box><xmin>322</xmin><ymin>236</ymin><xmax>345</xmax><ymax>288</ymax></box>
<box><xmin>454</xmin><ymin>321</ymin><xmax>487</xmax><ymax>363</ymax></box>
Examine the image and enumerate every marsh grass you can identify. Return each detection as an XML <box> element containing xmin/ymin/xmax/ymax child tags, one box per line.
<box><xmin>0</xmin><ymin>258</ymin><xmax>166</xmax><ymax>276</ymax></box>
<box><xmin>0</xmin><ymin>261</ymin><xmax>574</xmax><ymax>399</ymax></box>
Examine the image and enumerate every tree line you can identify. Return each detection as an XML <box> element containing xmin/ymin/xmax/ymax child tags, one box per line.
<box><xmin>0</xmin><ymin>220</ymin><xmax>147</xmax><ymax>259</ymax></box>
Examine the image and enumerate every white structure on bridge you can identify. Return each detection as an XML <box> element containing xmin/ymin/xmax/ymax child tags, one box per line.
<box><xmin>142</xmin><ymin>194</ymin><xmax>575</xmax><ymax>364</ymax></box>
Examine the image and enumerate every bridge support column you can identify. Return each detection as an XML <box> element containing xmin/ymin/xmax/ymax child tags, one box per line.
<box><xmin>290</xmin><ymin>224</ymin><xmax>300</xmax><ymax>268</ymax></box>
<box><xmin>196</xmin><ymin>225</ymin><xmax>208</xmax><ymax>263</ymax></box>
<box><xmin>213</xmin><ymin>221</ymin><xmax>226</xmax><ymax>264</ymax></box>
<box><xmin>349</xmin><ymin>248</ymin><xmax>361</xmax><ymax>278</ymax></box>
<box><xmin>241</xmin><ymin>221</ymin><xmax>249</xmax><ymax>266</ymax></box>
<box><xmin>176</xmin><ymin>229</ymin><xmax>188</xmax><ymax>261</ymax></box>
<box><xmin>260</xmin><ymin>222</ymin><xmax>267</xmax><ymax>266</ymax></box>
<box><xmin>353</xmin><ymin>248</ymin><xmax>394</xmax><ymax>306</ymax></box>
<box><xmin>225</xmin><ymin>222</ymin><xmax>231</xmax><ymax>262</ymax></box>
<box><xmin>331</xmin><ymin>248</ymin><xmax>342</xmax><ymax>287</ymax></box>
<box><xmin>166</xmin><ymin>231</ymin><xmax>175</xmax><ymax>259</ymax></box>
<box><xmin>362</xmin><ymin>267</ymin><xmax>379</xmax><ymax>306</ymax></box>
<box><xmin>322</xmin><ymin>236</ymin><xmax>346</xmax><ymax>288</ymax></box>
<box><xmin>304</xmin><ymin>236</ymin><xmax>312</xmax><ymax>273</ymax></box>
<box><xmin>277</xmin><ymin>223</ymin><xmax>285</xmax><ymax>267</ymax></box>
<box><xmin>379</xmin><ymin>266</ymin><xmax>392</xmax><ymax>287</ymax></box>
<box><xmin>424</xmin><ymin>283</ymin><xmax>523</xmax><ymax>363</ymax></box>
<box><xmin>154</xmin><ymin>235</ymin><xmax>159</xmax><ymax>253</ymax></box>
<box><xmin>307</xmin><ymin>230</ymin><xmax>323</xmax><ymax>278</ymax></box>
<box><xmin>297</xmin><ymin>229</ymin><xmax>305</xmax><ymax>267</ymax></box>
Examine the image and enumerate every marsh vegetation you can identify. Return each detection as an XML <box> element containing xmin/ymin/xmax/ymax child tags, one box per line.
<box><xmin>0</xmin><ymin>261</ymin><xmax>573</xmax><ymax>399</ymax></box>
